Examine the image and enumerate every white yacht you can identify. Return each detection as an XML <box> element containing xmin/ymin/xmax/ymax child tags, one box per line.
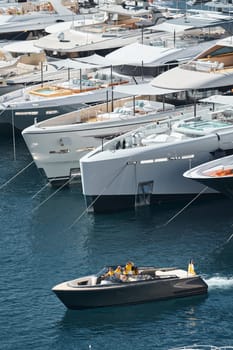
<box><xmin>149</xmin><ymin>36</ymin><xmax>233</xmax><ymax>104</ymax></box>
<box><xmin>34</xmin><ymin>3</ymin><xmax>166</xmax><ymax>57</ymax></box>
<box><xmin>22</xmin><ymin>97</ymin><xmax>175</xmax><ymax>186</ymax></box>
<box><xmin>80</xmin><ymin>100</ymin><xmax>233</xmax><ymax>212</ymax></box>
<box><xmin>184</xmin><ymin>153</ymin><xmax>233</xmax><ymax>199</ymax></box>
<box><xmin>0</xmin><ymin>68</ymin><xmax>131</xmax><ymax>133</ymax></box>
<box><xmin>182</xmin><ymin>95</ymin><xmax>233</xmax><ymax>199</ymax></box>
<box><xmin>105</xmin><ymin>38</ymin><xmax>224</xmax><ymax>78</ymax></box>
<box><xmin>0</xmin><ymin>50</ymin><xmax>61</xmax><ymax>94</ymax></box>
<box><xmin>0</xmin><ymin>0</ymin><xmax>81</xmax><ymax>40</ymax></box>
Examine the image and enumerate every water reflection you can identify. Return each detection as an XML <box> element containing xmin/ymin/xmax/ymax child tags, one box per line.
<box><xmin>58</xmin><ymin>296</ymin><xmax>207</xmax><ymax>332</ymax></box>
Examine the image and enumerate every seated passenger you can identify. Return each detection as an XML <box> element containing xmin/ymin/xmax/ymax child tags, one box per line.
<box><xmin>104</xmin><ymin>267</ymin><xmax>114</xmax><ymax>278</ymax></box>
<box><xmin>131</xmin><ymin>265</ymin><xmax>139</xmax><ymax>275</ymax></box>
<box><xmin>114</xmin><ymin>265</ymin><xmax>122</xmax><ymax>276</ymax></box>
<box><xmin>120</xmin><ymin>274</ymin><xmax>128</xmax><ymax>282</ymax></box>
<box><xmin>123</xmin><ymin>261</ymin><xmax>134</xmax><ymax>275</ymax></box>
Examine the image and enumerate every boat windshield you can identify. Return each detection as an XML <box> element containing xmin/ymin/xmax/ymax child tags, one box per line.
<box><xmin>96</xmin><ymin>267</ymin><xmax>109</xmax><ymax>277</ymax></box>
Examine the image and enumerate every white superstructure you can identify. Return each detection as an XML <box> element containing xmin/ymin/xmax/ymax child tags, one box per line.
<box><xmin>149</xmin><ymin>36</ymin><xmax>233</xmax><ymax>103</ymax></box>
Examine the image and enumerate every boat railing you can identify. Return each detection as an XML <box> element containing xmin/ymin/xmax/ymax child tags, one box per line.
<box><xmin>181</xmin><ymin>60</ymin><xmax>224</xmax><ymax>72</ymax></box>
<box><xmin>0</xmin><ymin>88</ymin><xmax>24</xmax><ymax>104</ymax></box>
<box><xmin>102</xmin><ymin>104</ymin><xmax>215</xmax><ymax>151</ymax></box>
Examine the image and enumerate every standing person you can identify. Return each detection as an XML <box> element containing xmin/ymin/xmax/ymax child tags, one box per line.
<box><xmin>188</xmin><ymin>259</ymin><xmax>196</xmax><ymax>275</ymax></box>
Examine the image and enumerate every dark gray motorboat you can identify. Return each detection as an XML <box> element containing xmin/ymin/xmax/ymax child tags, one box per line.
<box><xmin>52</xmin><ymin>265</ymin><xmax>208</xmax><ymax>309</ymax></box>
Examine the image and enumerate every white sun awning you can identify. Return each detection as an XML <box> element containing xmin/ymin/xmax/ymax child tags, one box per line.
<box><xmin>199</xmin><ymin>95</ymin><xmax>233</xmax><ymax>106</ymax></box>
<box><xmin>73</xmin><ymin>54</ymin><xmax>114</xmax><ymax>66</ymax></box>
<box><xmin>113</xmin><ymin>83</ymin><xmax>182</xmax><ymax>96</ymax></box>
<box><xmin>105</xmin><ymin>42</ymin><xmax>178</xmax><ymax>66</ymax></box>
<box><xmin>51</xmin><ymin>58</ymin><xmax>101</xmax><ymax>70</ymax></box>
<box><xmin>150</xmin><ymin>22</ymin><xmax>194</xmax><ymax>33</ymax></box>
<box><xmin>2</xmin><ymin>40</ymin><xmax>43</xmax><ymax>53</ymax></box>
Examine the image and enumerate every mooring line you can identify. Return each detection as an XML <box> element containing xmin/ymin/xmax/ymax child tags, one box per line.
<box><xmin>31</xmin><ymin>176</ymin><xmax>75</xmax><ymax>213</ymax></box>
<box><xmin>31</xmin><ymin>181</ymin><xmax>51</xmax><ymax>199</ymax></box>
<box><xmin>0</xmin><ymin>160</ymin><xmax>34</xmax><ymax>190</ymax></box>
<box><xmin>161</xmin><ymin>186</ymin><xmax>209</xmax><ymax>227</ymax></box>
<box><xmin>226</xmin><ymin>232</ymin><xmax>233</xmax><ymax>244</ymax></box>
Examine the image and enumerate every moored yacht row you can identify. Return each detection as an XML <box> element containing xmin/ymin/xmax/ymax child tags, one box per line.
<box><xmin>2</xmin><ymin>24</ymin><xmax>233</xmax><ymax>212</ymax></box>
<box><xmin>21</xmin><ymin>92</ymin><xmax>233</xmax><ymax>213</ymax></box>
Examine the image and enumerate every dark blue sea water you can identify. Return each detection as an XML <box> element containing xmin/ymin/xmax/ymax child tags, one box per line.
<box><xmin>1</xmin><ymin>137</ymin><xmax>233</xmax><ymax>350</ymax></box>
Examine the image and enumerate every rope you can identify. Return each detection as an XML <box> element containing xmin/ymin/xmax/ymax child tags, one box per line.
<box><xmin>160</xmin><ymin>186</ymin><xmax>209</xmax><ymax>227</ymax></box>
<box><xmin>64</xmin><ymin>162</ymin><xmax>128</xmax><ymax>231</ymax></box>
<box><xmin>0</xmin><ymin>160</ymin><xmax>34</xmax><ymax>190</ymax></box>
<box><xmin>31</xmin><ymin>181</ymin><xmax>51</xmax><ymax>199</ymax></box>
<box><xmin>226</xmin><ymin>232</ymin><xmax>233</xmax><ymax>244</ymax></box>
<box><xmin>31</xmin><ymin>176</ymin><xmax>75</xmax><ymax>213</ymax></box>
<box><xmin>0</xmin><ymin>97</ymin><xmax>9</xmax><ymax>116</ymax></box>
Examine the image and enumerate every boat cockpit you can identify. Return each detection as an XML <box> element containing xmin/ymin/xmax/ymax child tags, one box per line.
<box><xmin>67</xmin><ymin>266</ymin><xmax>193</xmax><ymax>288</ymax></box>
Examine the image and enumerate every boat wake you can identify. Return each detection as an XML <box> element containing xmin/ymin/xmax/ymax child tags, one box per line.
<box><xmin>205</xmin><ymin>276</ymin><xmax>233</xmax><ymax>290</ymax></box>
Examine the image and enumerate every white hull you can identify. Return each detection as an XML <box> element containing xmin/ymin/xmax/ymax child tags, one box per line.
<box><xmin>0</xmin><ymin>75</ymin><xmax>129</xmax><ymax>131</ymax></box>
<box><xmin>22</xmin><ymin>98</ymin><xmax>177</xmax><ymax>184</ymax></box>
<box><xmin>81</xmin><ymin>135</ymin><xmax>222</xmax><ymax>196</ymax></box>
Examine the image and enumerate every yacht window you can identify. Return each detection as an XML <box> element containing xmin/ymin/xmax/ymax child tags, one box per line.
<box><xmin>139</xmin><ymin>155</ymin><xmax>194</xmax><ymax>164</ymax></box>
<box><xmin>15</xmin><ymin>111</ymin><xmax>38</xmax><ymax>116</ymax></box>
<box><xmin>181</xmin><ymin>154</ymin><xmax>194</xmax><ymax>160</ymax></box>
<box><xmin>46</xmin><ymin>110</ymin><xmax>58</xmax><ymax>115</ymax></box>
<box><xmin>206</xmin><ymin>46</ymin><xmax>233</xmax><ymax>58</ymax></box>
<box><xmin>140</xmin><ymin>157</ymin><xmax>168</xmax><ymax>164</ymax></box>
<box><xmin>140</xmin><ymin>160</ymin><xmax>154</xmax><ymax>164</ymax></box>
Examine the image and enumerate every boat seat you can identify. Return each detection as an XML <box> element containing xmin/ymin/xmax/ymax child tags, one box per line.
<box><xmin>88</xmin><ymin>276</ymin><xmax>98</xmax><ymax>286</ymax></box>
<box><xmin>141</xmin><ymin>134</ymin><xmax>170</xmax><ymax>145</ymax></box>
<box><xmin>155</xmin><ymin>269</ymin><xmax>188</xmax><ymax>278</ymax></box>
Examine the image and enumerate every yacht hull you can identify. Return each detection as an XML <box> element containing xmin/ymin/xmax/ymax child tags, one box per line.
<box><xmin>184</xmin><ymin>155</ymin><xmax>233</xmax><ymax>198</ymax></box>
<box><xmin>81</xmin><ymin>136</ymin><xmax>223</xmax><ymax>212</ymax></box>
<box><xmin>191</xmin><ymin>178</ymin><xmax>233</xmax><ymax>198</ymax></box>
<box><xmin>0</xmin><ymin>88</ymin><xmax>126</xmax><ymax>133</ymax></box>
<box><xmin>85</xmin><ymin>193</ymin><xmax>222</xmax><ymax>213</ymax></box>
<box><xmin>53</xmin><ymin>276</ymin><xmax>208</xmax><ymax>310</ymax></box>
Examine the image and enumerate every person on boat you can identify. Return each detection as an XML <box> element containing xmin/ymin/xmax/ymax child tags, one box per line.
<box><xmin>188</xmin><ymin>259</ymin><xmax>196</xmax><ymax>276</ymax></box>
<box><xmin>132</xmin><ymin>265</ymin><xmax>139</xmax><ymax>275</ymax></box>
<box><xmin>114</xmin><ymin>265</ymin><xmax>122</xmax><ymax>276</ymax></box>
<box><xmin>105</xmin><ymin>267</ymin><xmax>114</xmax><ymax>278</ymax></box>
<box><xmin>123</xmin><ymin>261</ymin><xmax>134</xmax><ymax>275</ymax></box>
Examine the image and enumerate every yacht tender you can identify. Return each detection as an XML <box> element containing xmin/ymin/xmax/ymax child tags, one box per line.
<box><xmin>52</xmin><ymin>265</ymin><xmax>208</xmax><ymax>309</ymax></box>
